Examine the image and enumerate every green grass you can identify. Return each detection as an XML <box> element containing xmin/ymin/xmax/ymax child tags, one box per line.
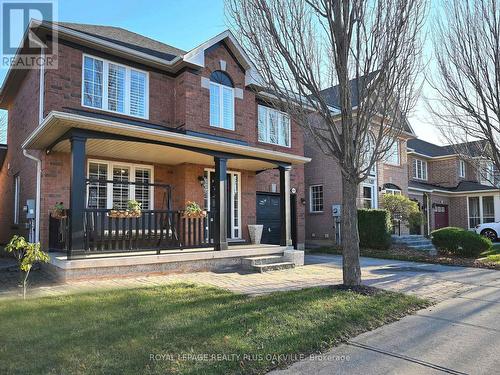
<box><xmin>480</xmin><ymin>243</ymin><xmax>500</xmax><ymax>264</ymax></box>
<box><xmin>0</xmin><ymin>283</ymin><xmax>428</xmax><ymax>375</ymax></box>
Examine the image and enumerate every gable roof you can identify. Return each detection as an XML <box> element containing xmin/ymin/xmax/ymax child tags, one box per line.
<box><xmin>56</xmin><ymin>22</ymin><xmax>186</xmax><ymax>61</ymax></box>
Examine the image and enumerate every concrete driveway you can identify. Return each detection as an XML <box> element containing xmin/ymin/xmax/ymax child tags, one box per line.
<box><xmin>273</xmin><ymin>255</ymin><xmax>500</xmax><ymax>375</ymax></box>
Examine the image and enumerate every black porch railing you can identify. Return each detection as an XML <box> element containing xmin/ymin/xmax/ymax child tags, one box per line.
<box><xmin>83</xmin><ymin>209</ymin><xmax>214</xmax><ymax>254</ymax></box>
<box><xmin>49</xmin><ymin>210</ymin><xmax>215</xmax><ymax>255</ymax></box>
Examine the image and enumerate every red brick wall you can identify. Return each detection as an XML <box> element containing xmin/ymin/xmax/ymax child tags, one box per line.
<box><xmin>0</xmin><ymin>68</ymin><xmax>40</xmax><ymax>244</ymax></box>
<box><xmin>449</xmin><ymin>196</ymin><xmax>468</xmax><ymax>229</ymax></box>
<box><xmin>44</xmin><ymin>41</ymin><xmax>176</xmax><ymax>128</ymax></box>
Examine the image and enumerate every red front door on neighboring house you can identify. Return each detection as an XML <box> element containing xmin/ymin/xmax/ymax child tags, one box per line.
<box><xmin>434</xmin><ymin>204</ymin><xmax>449</xmax><ymax>229</ymax></box>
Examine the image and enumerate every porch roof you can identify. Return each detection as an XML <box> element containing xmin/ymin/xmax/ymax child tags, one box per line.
<box><xmin>23</xmin><ymin>111</ymin><xmax>310</xmax><ymax>171</ymax></box>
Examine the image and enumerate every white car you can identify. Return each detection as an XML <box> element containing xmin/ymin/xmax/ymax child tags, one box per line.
<box><xmin>475</xmin><ymin>222</ymin><xmax>500</xmax><ymax>242</ymax></box>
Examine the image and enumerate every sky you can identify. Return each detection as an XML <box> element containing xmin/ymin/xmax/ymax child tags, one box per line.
<box><xmin>0</xmin><ymin>0</ymin><xmax>443</xmax><ymax>144</ymax></box>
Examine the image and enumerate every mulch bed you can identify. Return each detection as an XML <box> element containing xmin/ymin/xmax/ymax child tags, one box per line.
<box><xmin>330</xmin><ymin>284</ymin><xmax>383</xmax><ymax>296</ymax></box>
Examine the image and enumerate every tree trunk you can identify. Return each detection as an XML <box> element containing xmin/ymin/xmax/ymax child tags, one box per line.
<box><xmin>341</xmin><ymin>175</ymin><xmax>361</xmax><ymax>286</ymax></box>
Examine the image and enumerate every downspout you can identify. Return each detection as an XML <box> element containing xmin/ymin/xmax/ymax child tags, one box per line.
<box><xmin>22</xmin><ymin>150</ymin><xmax>41</xmax><ymax>242</ymax></box>
<box><xmin>20</xmin><ymin>49</ymin><xmax>44</xmax><ymax>242</ymax></box>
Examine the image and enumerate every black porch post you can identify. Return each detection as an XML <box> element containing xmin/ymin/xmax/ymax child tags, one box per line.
<box><xmin>214</xmin><ymin>157</ymin><xmax>228</xmax><ymax>250</ymax></box>
<box><xmin>68</xmin><ymin>135</ymin><xmax>87</xmax><ymax>258</ymax></box>
<box><xmin>279</xmin><ymin>165</ymin><xmax>293</xmax><ymax>247</ymax></box>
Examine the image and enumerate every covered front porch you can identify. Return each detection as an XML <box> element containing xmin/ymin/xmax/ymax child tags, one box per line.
<box><xmin>24</xmin><ymin>111</ymin><xmax>309</xmax><ymax>260</ymax></box>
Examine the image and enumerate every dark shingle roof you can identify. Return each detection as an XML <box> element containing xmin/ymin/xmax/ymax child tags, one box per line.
<box><xmin>319</xmin><ymin>74</ymin><xmax>413</xmax><ymax>134</ymax></box>
<box><xmin>56</xmin><ymin>22</ymin><xmax>186</xmax><ymax>61</ymax></box>
<box><xmin>407</xmin><ymin>139</ymin><xmax>453</xmax><ymax>157</ymax></box>
<box><xmin>408</xmin><ymin>139</ymin><xmax>488</xmax><ymax>158</ymax></box>
<box><xmin>409</xmin><ymin>179</ymin><xmax>498</xmax><ymax>193</ymax></box>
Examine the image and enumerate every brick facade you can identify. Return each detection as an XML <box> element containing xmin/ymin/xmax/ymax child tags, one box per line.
<box><xmin>304</xmin><ymin>135</ymin><xmax>411</xmax><ymax>242</ymax></box>
<box><xmin>0</xmin><ymin>34</ymin><xmax>306</xmax><ymax>250</ymax></box>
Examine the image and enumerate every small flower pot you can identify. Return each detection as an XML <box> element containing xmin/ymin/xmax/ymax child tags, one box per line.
<box><xmin>52</xmin><ymin>210</ymin><xmax>67</xmax><ymax>220</ymax></box>
<box><xmin>181</xmin><ymin>210</ymin><xmax>207</xmax><ymax>219</ymax></box>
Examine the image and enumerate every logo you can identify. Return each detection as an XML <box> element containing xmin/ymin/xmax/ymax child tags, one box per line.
<box><xmin>1</xmin><ymin>0</ymin><xmax>58</xmax><ymax>69</ymax></box>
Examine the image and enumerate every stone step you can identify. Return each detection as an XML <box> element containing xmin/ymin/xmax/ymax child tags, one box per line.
<box><xmin>396</xmin><ymin>240</ymin><xmax>434</xmax><ymax>246</ymax></box>
<box><xmin>253</xmin><ymin>262</ymin><xmax>295</xmax><ymax>273</ymax></box>
<box><xmin>407</xmin><ymin>244</ymin><xmax>436</xmax><ymax>251</ymax></box>
<box><xmin>392</xmin><ymin>236</ymin><xmax>428</xmax><ymax>242</ymax></box>
<box><xmin>242</xmin><ymin>255</ymin><xmax>284</xmax><ymax>267</ymax></box>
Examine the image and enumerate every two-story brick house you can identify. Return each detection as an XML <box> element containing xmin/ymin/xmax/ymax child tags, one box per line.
<box><xmin>0</xmin><ymin>21</ymin><xmax>309</xmax><ymax>277</ymax></box>
<box><xmin>407</xmin><ymin>139</ymin><xmax>500</xmax><ymax>235</ymax></box>
<box><xmin>304</xmin><ymin>81</ymin><xmax>416</xmax><ymax>246</ymax></box>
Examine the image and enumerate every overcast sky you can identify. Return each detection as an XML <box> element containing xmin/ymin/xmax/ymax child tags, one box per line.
<box><xmin>0</xmin><ymin>0</ymin><xmax>445</xmax><ymax>144</ymax></box>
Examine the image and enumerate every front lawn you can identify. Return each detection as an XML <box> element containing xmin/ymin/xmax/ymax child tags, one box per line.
<box><xmin>480</xmin><ymin>243</ymin><xmax>500</xmax><ymax>264</ymax></box>
<box><xmin>0</xmin><ymin>283</ymin><xmax>428</xmax><ymax>374</ymax></box>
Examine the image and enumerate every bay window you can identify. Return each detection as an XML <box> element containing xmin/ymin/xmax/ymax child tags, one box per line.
<box><xmin>87</xmin><ymin>160</ymin><xmax>153</xmax><ymax>210</ymax></box>
<box><xmin>468</xmin><ymin>195</ymin><xmax>496</xmax><ymax>228</ymax></box>
<box><xmin>82</xmin><ymin>55</ymin><xmax>148</xmax><ymax>119</ymax></box>
<box><xmin>258</xmin><ymin>105</ymin><xmax>291</xmax><ymax>147</ymax></box>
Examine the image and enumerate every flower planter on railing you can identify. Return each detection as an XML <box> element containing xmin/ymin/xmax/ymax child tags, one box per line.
<box><xmin>180</xmin><ymin>210</ymin><xmax>207</xmax><ymax>219</ymax></box>
<box><xmin>108</xmin><ymin>209</ymin><xmax>142</xmax><ymax>219</ymax></box>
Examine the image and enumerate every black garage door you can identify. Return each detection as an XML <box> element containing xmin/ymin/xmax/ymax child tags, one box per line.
<box><xmin>256</xmin><ymin>192</ymin><xmax>298</xmax><ymax>246</ymax></box>
<box><xmin>256</xmin><ymin>193</ymin><xmax>281</xmax><ymax>245</ymax></box>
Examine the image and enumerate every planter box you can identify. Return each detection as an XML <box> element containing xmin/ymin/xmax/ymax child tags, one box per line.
<box><xmin>248</xmin><ymin>224</ymin><xmax>264</xmax><ymax>245</ymax></box>
<box><xmin>109</xmin><ymin>210</ymin><xmax>142</xmax><ymax>219</ymax></box>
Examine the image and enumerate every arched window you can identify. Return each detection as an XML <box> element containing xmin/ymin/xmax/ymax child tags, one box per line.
<box><xmin>209</xmin><ymin>71</ymin><xmax>235</xmax><ymax>130</ymax></box>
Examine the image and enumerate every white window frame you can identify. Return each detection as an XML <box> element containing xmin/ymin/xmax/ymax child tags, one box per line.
<box><xmin>204</xmin><ymin>169</ymin><xmax>241</xmax><ymax>239</ymax></box>
<box><xmin>459</xmin><ymin>160</ymin><xmax>466</xmax><ymax>178</ymax></box>
<box><xmin>413</xmin><ymin>158</ymin><xmax>428</xmax><ymax>180</ymax></box>
<box><xmin>361</xmin><ymin>182</ymin><xmax>377</xmax><ymax>209</ymax></box>
<box><xmin>13</xmin><ymin>175</ymin><xmax>20</xmax><ymax>224</ymax></box>
<box><xmin>480</xmin><ymin>160</ymin><xmax>494</xmax><ymax>185</ymax></box>
<box><xmin>384</xmin><ymin>140</ymin><xmax>400</xmax><ymax>166</ymax></box>
<box><xmin>257</xmin><ymin>105</ymin><xmax>291</xmax><ymax>148</ymax></box>
<box><xmin>209</xmin><ymin>81</ymin><xmax>235</xmax><ymax>130</ymax></box>
<box><xmin>81</xmin><ymin>54</ymin><xmax>149</xmax><ymax>120</ymax></box>
<box><xmin>467</xmin><ymin>195</ymin><xmax>496</xmax><ymax>229</ymax></box>
<box><xmin>385</xmin><ymin>189</ymin><xmax>402</xmax><ymax>195</ymax></box>
<box><xmin>86</xmin><ymin>159</ymin><xmax>154</xmax><ymax>210</ymax></box>
<box><xmin>309</xmin><ymin>184</ymin><xmax>324</xmax><ymax>213</ymax></box>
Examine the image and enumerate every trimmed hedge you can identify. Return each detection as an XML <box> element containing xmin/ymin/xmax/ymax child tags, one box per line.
<box><xmin>358</xmin><ymin>209</ymin><xmax>392</xmax><ymax>250</ymax></box>
<box><xmin>431</xmin><ymin>227</ymin><xmax>492</xmax><ymax>258</ymax></box>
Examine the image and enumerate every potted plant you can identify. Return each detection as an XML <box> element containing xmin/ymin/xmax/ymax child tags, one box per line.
<box><xmin>109</xmin><ymin>200</ymin><xmax>142</xmax><ymax>218</ymax></box>
<box><xmin>181</xmin><ymin>201</ymin><xmax>206</xmax><ymax>219</ymax></box>
<box><xmin>52</xmin><ymin>202</ymin><xmax>67</xmax><ymax>219</ymax></box>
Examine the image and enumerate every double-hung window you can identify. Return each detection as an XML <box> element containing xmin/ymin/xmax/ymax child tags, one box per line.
<box><xmin>413</xmin><ymin>158</ymin><xmax>427</xmax><ymax>180</ymax></box>
<box><xmin>82</xmin><ymin>55</ymin><xmax>148</xmax><ymax>119</ymax></box>
<box><xmin>87</xmin><ymin>160</ymin><xmax>153</xmax><ymax>210</ymax></box>
<box><xmin>459</xmin><ymin>160</ymin><xmax>466</xmax><ymax>178</ymax></box>
<box><xmin>309</xmin><ymin>185</ymin><xmax>324</xmax><ymax>213</ymax></box>
<box><xmin>209</xmin><ymin>71</ymin><xmax>234</xmax><ymax>130</ymax></box>
<box><xmin>385</xmin><ymin>140</ymin><xmax>400</xmax><ymax>165</ymax></box>
<box><xmin>258</xmin><ymin>105</ymin><xmax>291</xmax><ymax>147</ymax></box>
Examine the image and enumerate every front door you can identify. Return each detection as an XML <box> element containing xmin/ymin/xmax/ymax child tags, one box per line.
<box><xmin>205</xmin><ymin>170</ymin><xmax>241</xmax><ymax>239</ymax></box>
<box><xmin>434</xmin><ymin>204</ymin><xmax>449</xmax><ymax>229</ymax></box>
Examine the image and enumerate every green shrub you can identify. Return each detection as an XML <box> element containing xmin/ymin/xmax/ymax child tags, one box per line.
<box><xmin>358</xmin><ymin>209</ymin><xmax>392</xmax><ymax>250</ymax></box>
<box><xmin>431</xmin><ymin>227</ymin><xmax>492</xmax><ymax>258</ymax></box>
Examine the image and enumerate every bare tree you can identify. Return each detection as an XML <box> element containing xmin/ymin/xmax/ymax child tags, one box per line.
<box><xmin>226</xmin><ymin>0</ymin><xmax>426</xmax><ymax>285</ymax></box>
<box><xmin>430</xmin><ymin>0</ymin><xmax>500</xmax><ymax>185</ymax></box>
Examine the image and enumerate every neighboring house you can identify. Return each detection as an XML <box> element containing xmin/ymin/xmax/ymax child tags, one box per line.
<box><xmin>304</xmin><ymin>79</ymin><xmax>416</xmax><ymax>246</ymax></box>
<box><xmin>407</xmin><ymin>139</ymin><xmax>500</xmax><ymax>235</ymax></box>
<box><xmin>0</xmin><ymin>21</ymin><xmax>309</xmax><ymax>274</ymax></box>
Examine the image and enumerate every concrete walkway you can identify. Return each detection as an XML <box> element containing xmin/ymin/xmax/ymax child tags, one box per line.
<box><xmin>272</xmin><ymin>255</ymin><xmax>500</xmax><ymax>375</ymax></box>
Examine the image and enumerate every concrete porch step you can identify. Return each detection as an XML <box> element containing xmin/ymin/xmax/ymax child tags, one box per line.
<box><xmin>253</xmin><ymin>262</ymin><xmax>295</xmax><ymax>273</ymax></box>
<box><xmin>242</xmin><ymin>255</ymin><xmax>284</xmax><ymax>267</ymax></box>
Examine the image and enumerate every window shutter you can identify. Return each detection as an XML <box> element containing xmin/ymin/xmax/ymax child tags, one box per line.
<box><xmin>222</xmin><ymin>86</ymin><xmax>234</xmax><ymax>129</ymax></box>
<box><xmin>210</xmin><ymin>83</ymin><xmax>220</xmax><ymax>127</ymax></box>
<box><xmin>130</xmin><ymin>70</ymin><xmax>146</xmax><ymax>117</ymax></box>
<box><xmin>108</xmin><ymin>63</ymin><xmax>126</xmax><ymax>113</ymax></box>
